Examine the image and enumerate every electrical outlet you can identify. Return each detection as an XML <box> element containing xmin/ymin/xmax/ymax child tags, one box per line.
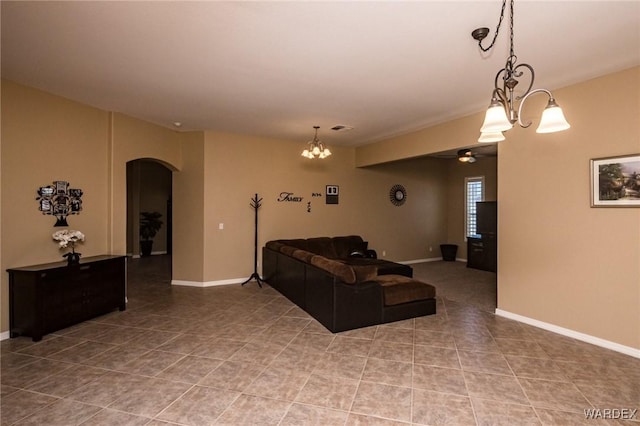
<box><xmin>219</xmin><ymin>223</ymin><xmax>224</xmax><ymax>230</ymax></box>
<box><xmin>382</xmin><ymin>250</ymin><xmax>386</xmax><ymax>257</ymax></box>
<box><xmin>429</xmin><ymin>246</ymin><xmax>433</xmax><ymax>252</ymax></box>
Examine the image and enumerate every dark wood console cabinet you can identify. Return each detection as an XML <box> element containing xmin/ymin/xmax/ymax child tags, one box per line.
<box><xmin>467</xmin><ymin>236</ymin><xmax>497</xmax><ymax>272</ymax></box>
<box><xmin>8</xmin><ymin>255</ymin><xmax>126</xmax><ymax>341</ymax></box>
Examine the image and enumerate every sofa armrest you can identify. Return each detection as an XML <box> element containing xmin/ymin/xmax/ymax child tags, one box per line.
<box><xmin>305</xmin><ymin>266</ymin><xmax>383</xmax><ymax>332</ymax></box>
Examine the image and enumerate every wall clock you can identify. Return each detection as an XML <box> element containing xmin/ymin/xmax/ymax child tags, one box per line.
<box><xmin>389</xmin><ymin>184</ymin><xmax>407</xmax><ymax>206</ymax></box>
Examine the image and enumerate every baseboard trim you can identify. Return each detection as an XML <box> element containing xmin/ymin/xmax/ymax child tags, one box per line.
<box><xmin>402</xmin><ymin>257</ymin><xmax>467</xmax><ymax>265</ymax></box>
<box><xmin>171</xmin><ymin>278</ymin><xmax>245</xmax><ymax>287</ymax></box>
<box><xmin>0</xmin><ymin>331</ymin><xmax>10</xmax><ymax>341</ymax></box>
<box><xmin>495</xmin><ymin>309</ymin><xmax>640</xmax><ymax>359</ymax></box>
<box><xmin>401</xmin><ymin>257</ymin><xmax>441</xmax><ymax>264</ymax></box>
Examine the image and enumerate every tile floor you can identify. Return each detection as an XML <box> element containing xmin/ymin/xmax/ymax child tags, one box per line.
<box><xmin>1</xmin><ymin>256</ymin><xmax>638</xmax><ymax>425</ymax></box>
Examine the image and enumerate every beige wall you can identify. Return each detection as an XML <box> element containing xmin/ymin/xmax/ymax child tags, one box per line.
<box><xmin>110</xmin><ymin>113</ymin><xmax>182</xmax><ymax>255</ymax></box>
<box><xmin>355</xmin><ymin>66</ymin><xmax>640</xmax><ymax>351</ymax></box>
<box><xmin>1</xmin><ymin>80</ymin><xmax>111</xmax><ymax>332</ymax></box>
<box><xmin>196</xmin><ymin>131</ymin><xmax>449</xmax><ymax>283</ymax></box>
<box><xmin>498</xmin><ymin>67</ymin><xmax>640</xmax><ymax>349</ymax></box>
<box><xmin>1</xmin><ymin>81</ymin><xmax>184</xmax><ymax>333</ymax></box>
<box><xmin>172</xmin><ymin>131</ymin><xmax>206</xmax><ymax>283</ymax></box>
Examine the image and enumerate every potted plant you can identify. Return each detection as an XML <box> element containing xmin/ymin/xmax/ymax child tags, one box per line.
<box><xmin>140</xmin><ymin>211</ymin><xmax>163</xmax><ymax>256</ymax></box>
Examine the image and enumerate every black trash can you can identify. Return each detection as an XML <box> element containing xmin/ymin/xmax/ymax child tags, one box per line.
<box><xmin>440</xmin><ymin>244</ymin><xmax>458</xmax><ymax>261</ymax></box>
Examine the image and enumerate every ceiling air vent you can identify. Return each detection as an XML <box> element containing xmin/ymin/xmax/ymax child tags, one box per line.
<box><xmin>331</xmin><ymin>125</ymin><xmax>354</xmax><ymax>132</ymax></box>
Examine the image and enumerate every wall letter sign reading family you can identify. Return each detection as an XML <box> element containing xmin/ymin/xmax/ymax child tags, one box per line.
<box><xmin>277</xmin><ymin>192</ymin><xmax>304</xmax><ymax>202</ymax></box>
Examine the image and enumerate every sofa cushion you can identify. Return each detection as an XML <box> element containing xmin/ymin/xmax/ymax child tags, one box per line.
<box><xmin>352</xmin><ymin>264</ymin><xmax>378</xmax><ymax>283</ymax></box>
<box><xmin>266</xmin><ymin>241</ymin><xmax>285</xmax><ymax>251</ymax></box>
<box><xmin>280</xmin><ymin>245</ymin><xmax>298</xmax><ymax>256</ymax></box>
<box><xmin>292</xmin><ymin>249</ymin><xmax>315</xmax><ymax>263</ymax></box>
<box><xmin>331</xmin><ymin>235</ymin><xmax>367</xmax><ymax>258</ymax></box>
<box><xmin>376</xmin><ymin>275</ymin><xmax>436</xmax><ymax>306</ymax></box>
<box><xmin>307</xmin><ymin>237</ymin><xmax>338</xmax><ymax>258</ymax></box>
<box><xmin>311</xmin><ymin>255</ymin><xmax>356</xmax><ymax>284</ymax></box>
<box><xmin>281</xmin><ymin>239</ymin><xmax>308</xmax><ymax>251</ymax></box>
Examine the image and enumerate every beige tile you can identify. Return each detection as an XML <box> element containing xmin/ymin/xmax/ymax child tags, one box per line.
<box><xmin>346</xmin><ymin>413</ymin><xmax>411</xmax><ymax>425</ymax></box>
<box><xmin>214</xmin><ymin>394</ymin><xmax>290</xmax><ymax>425</ymax></box>
<box><xmin>288</xmin><ymin>331</ymin><xmax>335</xmax><ymax>351</ymax></box>
<box><xmin>156</xmin><ymin>355</ymin><xmax>221</xmax><ymax>383</ymax></box>
<box><xmin>464</xmin><ymin>371</ymin><xmax>528</xmax><ymax>404</ymax></box>
<box><xmin>47</xmin><ymin>340</ymin><xmax>115</xmax><ymax>363</ymax></box>
<box><xmin>414</xmin><ymin>329</ymin><xmax>456</xmax><ymax>349</ymax></box>
<box><xmin>155</xmin><ymin>333</ymin><xmax>212</xmax><ymax>354</ymax></box>
<box><xmin>414</xmin><ymin>344</ymin><xmax>461</xmax><ymax>369</ymax></box>
<box><xmin>16</xmin><ymin>398</ymin><xmax>101</xmax><ymax>426</ymax></box>
<box><xmin>270</xmin><ymin>316</ymin><xmax>313</xmax><ymax>332</ymax></box>
<box><xmin>1</xmin><ymin>352</ymin><xmax>39</xmax><ymax>371</ymax></box>
<box><xmin>351</xmin><ymin>381</ymin><xmax>412</xmax><ymax>423</ymax></box>
<box><xmin>412</xmin><ymin>389</ymin><xmax>476</xmax><ymax>425</ymax></box>
<box><xmin>269</xmin><ymin>346</ymin><xmax>326</xmax><ymax>374</ymax></box>
<box><xmin>106</xmin><ymin>377</ymin><xmax>192</xmax><ymax>417</ymax></box>
<box><xmin>66</xmin><ymin>372</ymin><xmax>148</xmax><ymax>407</ymax></box>
<box><xmin>1</xmin><ymin>358</ymin><xmax>72</xmax><ymax>388</ymax></box>
<box><xmin>26</xmin><ymin>364</ymin><xmax>107</xmax><ymax>397</ymax></box>
<box><xmin>518</xmin><ymin>377</ymin><xmax>594</xmax><ymax>413</ymax></box>
<box><xmin>116</xmin><ymin>350</ymin><xmax>185</xmax><ymax>376</ymax></box>
<box><xmin>126</xmin><ymin>329</ymin><xmax>180</xmax><ymax>350</ymax></box>
<box><xmin>312</xmin><ymin>352</ymin><xmax>367</xmax><ymax>380</ymax></box>
<box><xmin>495</xmin><ymin>338</ymin><xmax>549</xmax><ymax>357</ymax></box>
<box><xmin>327</xmin><ymin>336</ymin><xmax>373</xmax><ymax>357</ymax></box>
<box><xmin>81</xmin><ymin>344</ymin><xmax>149</xmax><ymax>370</ymax></box>
<box><xmin>412</xmin><ymin>364</ymin><xmax>468</xmax><ymax>396</ymax></box>
<box><xmin>157</xmin><ymin>385</ymin><xmax>240</xmax><ymax>425</ymax></box>
<box><xmin>229</xmin><ymin>340</ymin><xmax>285</xmax><ymax>365</ymax></box>
<box><xmin>17</xmin><ymin>336</ymin><xmax>84</xmax><ymax>358</ymax></box>
<box><xmin>86</xmin><ymin>326</ymin><xmax>149</xmax><ymax>345</ymax></box>
<box><xmin>458</xmin><ymin>350</ymin><xmax>513</xmax><ymax>375</ymax></box>
<box><xmin>199</xmin><ymin>359</ymin><xmax>264</xmax><ymax>392</ymax></box>
<box><xmin>471</xmin><ymin>398</ymin><xmax>541</xmax><ymax>426</ymax></box>
<box><xmin>281</xmin><ymin>403</ymin><xmax>348</xmax><ymax>425</ymax></box>
<box><xmin>337</xmin><ymin>325</ymin><xmax>378</xmax><ymax>339</ymax></box>
<box><xmin>368</xmin><ymin>340</ymin><xmax>413</xmax><ymax>363</ymax></box>
<box><xmin>244</xmin><ymin>364</ymin><xmax>310</xmax><ymax>401</ymax></box>
<box><xmin>0</xmin><ymin>389</ymin><xmax>58</xmax><ymax>425</ymax></box>
<box><xmin>80</xmin><ymin>408</ymin><xmax>151</xmax><ymax>426</ymax></box>
<box><xmin>362</xmin><ymin>357</ymin><xmax>412</xmax><ymax>387</ymax></box>
<box><xmin>189</xmin><ymin>337</ymin><xmax>247</xmax><ymax>360</ymax></box>
<box><xmin>374</xmin><ymin>325</ymin><xmax>414</xmax><ymax>344</ymax></box>
<box><xmin>249</xmin><ymin>327</ymin><xmax>301</xmax><ymax>346</ymax></box>
<box><xmin>505</xmin><ymin>355</ymin><xmax>570</xmax><ymax>381</ymax></box>
<box><xmin>295</xmin><ymin>373</ymin><xmax>359</xmax><ymax>410</ymax></box>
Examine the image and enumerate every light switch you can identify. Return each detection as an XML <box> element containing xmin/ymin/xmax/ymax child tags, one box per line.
<box><xmin>219</xmin><ymin>223</ymin><xmax>224</xmax><ymax>230</ymax></box>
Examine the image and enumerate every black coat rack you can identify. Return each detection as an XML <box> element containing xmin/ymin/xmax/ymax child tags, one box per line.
<box><xmin>241</xmin><ymin>194</ymin><xmax>264</xmax><ymax>287</ymax></box>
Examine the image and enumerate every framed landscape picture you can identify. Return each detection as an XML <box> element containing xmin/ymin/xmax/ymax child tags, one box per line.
<box><xmin>591</xmin><ymin>154</ymin><xmax>640</xmax><ymax>207</ymax></box>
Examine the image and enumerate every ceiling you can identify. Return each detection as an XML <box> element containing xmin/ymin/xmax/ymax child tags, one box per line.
<box><xmin>2</xmin><ymin>1</ymin><xmax>639</xmax><ymax>148</ymax></box>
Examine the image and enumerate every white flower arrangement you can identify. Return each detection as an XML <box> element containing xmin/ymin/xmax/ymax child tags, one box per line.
<box><xmin>52</xmin><ymin>229</ymin><xmax>85</xmax><ymax>251</ymax></box>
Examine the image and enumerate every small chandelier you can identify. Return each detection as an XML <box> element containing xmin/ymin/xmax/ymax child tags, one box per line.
<box><xmin>472</xmin><ymin>0</ymin><xmax>570</xmax><ymax>142</ymax></box>
<box><xmin>302</xmin><ymin>126</ymin><xmax>331</xmax><ymax>159</ymax></box>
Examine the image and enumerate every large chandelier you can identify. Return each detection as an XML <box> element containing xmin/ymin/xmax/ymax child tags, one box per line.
<box><xmin>301</xmin><ymin>126</ymin><xmax>331</xmax><ymax>159</ymax></box>
<box><xmin>472</xmin><ymin>0</ymin><xmax>570</xmax><ymax>142</ymax></box>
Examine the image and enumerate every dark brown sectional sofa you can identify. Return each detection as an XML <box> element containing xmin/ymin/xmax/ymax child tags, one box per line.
<box><xmin>262</xmin><ymin>235</ymin><xmax>436</xmax><ymax>332</ymax></box>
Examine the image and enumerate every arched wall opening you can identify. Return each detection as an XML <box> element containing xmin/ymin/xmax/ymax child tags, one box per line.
<box><xmin>126</xmin><ymin>159</ymin><xmax>173</xmax><ymax>258</ymax></box>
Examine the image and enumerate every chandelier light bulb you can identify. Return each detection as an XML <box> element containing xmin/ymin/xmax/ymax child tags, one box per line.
<box><xmin>478</xmin><ymin>131</ymin><xmax>505</xmax><ymax>143</ymax></box>
<box><xmin>480</xmin><ymin>102</ymin><xmax>513</xmax><ymax>133</ymax></box>
<box><xmin>536</xmin><ymin>101</ymin><xmax>571</xmax><ymax>134</ymax></box>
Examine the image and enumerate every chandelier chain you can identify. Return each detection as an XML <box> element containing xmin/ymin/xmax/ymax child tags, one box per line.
<box><xmin>478</xmin><ymin>0</ymin><xmax>508</xmax><ymax>52</ymax></box>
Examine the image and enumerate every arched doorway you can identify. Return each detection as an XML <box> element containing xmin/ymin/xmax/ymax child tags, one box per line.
<box><xmin>126</xmin><ymin>159</ymin><xmax>173</xmax><ymax>258</ymax></box>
